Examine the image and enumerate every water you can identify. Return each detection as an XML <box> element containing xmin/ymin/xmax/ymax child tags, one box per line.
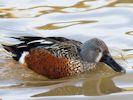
<box><xmin>0</xmin><ymin>0</ymin><xmax>133</xmax><ymax>100</ymax></box>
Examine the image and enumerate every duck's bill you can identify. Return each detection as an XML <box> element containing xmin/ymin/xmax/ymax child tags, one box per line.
<box><xmin>102</xmin><ymin>54</ymin><xmax>126</xmax><ymax>73</ymax></box>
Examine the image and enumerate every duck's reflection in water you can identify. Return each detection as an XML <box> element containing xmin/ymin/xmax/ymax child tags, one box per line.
<box><xmin>32</xmin><ymin>64</ymin><xmax>125</xmax><ymax>97</ymax></box>
<box><xmin>83</xmin><ymin>76</ymin><xmax>123</xmax><ymax>96</ymax></box>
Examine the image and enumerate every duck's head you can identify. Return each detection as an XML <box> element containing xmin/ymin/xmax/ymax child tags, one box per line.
<box><xmin>80</xmin><ymin>38</ymin><xmax>125</xmax><ymax>72</ymax></box>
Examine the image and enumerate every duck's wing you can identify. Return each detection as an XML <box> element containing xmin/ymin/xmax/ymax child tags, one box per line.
<box><xmin>2</xmin><ymin>36</ymin><xmax>82</xmax><ymax>61</ymax></box>
<box><xmin>47</xmin><ymin>37</ymin><xmax>82</xmax><ymax>50</ymax></box>
<box><xmin>2</xmin><ymin>36</ymin><xmax>53</xmax><ymax>61</ymax></box>
<box><xmin>12</xmin><ymin>36</ymin><xmax>82</xmax><ymax>47</ymax></box>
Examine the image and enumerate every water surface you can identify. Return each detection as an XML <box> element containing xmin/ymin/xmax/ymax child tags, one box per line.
<box><xmin>0</xmin><ymin>0</ymin><xmax>133</xmax><ymax>100</ymax></box>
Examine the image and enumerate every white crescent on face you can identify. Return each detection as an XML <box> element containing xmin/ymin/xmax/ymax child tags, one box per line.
<box><xmin>95</xmin><ymin>52</ymin><xmax>103</xmax><ymax>62</ymax></box>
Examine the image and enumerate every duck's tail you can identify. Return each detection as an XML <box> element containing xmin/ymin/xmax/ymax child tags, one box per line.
<box><xmin>2</xmin><ymin>44</ymin><xmax>22</xmax><ymax>61</ymax></box>
<box><xmin>1</xmin><ymin>36</ymin><xmax>34</xmax><ymax>61</ymax></box>
<box><xmin>1</xmin><ymin>36</ymin><xmax>48</xmax><ymax>61</ymax></box>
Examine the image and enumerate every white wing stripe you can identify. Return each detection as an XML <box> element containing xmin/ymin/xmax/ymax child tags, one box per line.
<box><xmin>27</xmin><ymin>40</ymin><xmax>53</xmax><ymax>44</ymax></box>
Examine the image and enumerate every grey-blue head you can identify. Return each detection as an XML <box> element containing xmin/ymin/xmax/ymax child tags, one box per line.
<box><xmin>80</xmin><ymin>38</ymin><xmax>125</xmax><ymax>72</ymax></box>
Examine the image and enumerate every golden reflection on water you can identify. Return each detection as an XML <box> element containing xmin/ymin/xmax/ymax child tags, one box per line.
<box><xmin>1</xmin><ymin>0</ymin><xmax>132</xmax><ymax>18</ymax></box>
<box><xmin>13</xmin><ymin>0</ymin><xmax>117</xmax><ymax>18</ymax></box>
<box><xmin>0</xmin><ymin>8</ymin><xmax>16</xmax><ymax>18</ymax></box>
<box><xmin>36</xmin><ymin>20</ymin><xmax>96</xmax><ymax>30</ymax></box>
<box><xmin>0</xmin><ymin>0</ymin><xmax>133</xmax><ymax>19</ymax></box>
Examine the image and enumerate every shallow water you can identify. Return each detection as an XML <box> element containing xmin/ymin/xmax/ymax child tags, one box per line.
<box><xmin>0</xmin><ymin>0</ymin><xmax>133</xmax><ymax>100</ymax></box>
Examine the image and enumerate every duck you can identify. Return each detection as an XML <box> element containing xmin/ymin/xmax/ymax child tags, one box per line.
<box><xmin>2</xmin><ymin>36</ymin><xmax>125</xmax><ymax>79</ymax></box>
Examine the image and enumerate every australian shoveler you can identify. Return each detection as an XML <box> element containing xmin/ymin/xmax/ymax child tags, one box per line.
<box><xmin>2</xmin><ymin>36</ymin><xmax>125</xmax><ymax>79</ymax></box>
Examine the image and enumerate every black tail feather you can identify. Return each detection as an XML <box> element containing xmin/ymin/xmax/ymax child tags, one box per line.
<box><xmin>2</xmin><ymin>44</ymin><xmax>22</xmax><ymax>61</ymax></box>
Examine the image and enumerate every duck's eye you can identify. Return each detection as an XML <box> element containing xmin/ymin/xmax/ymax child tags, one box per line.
<box><xmin>96</xmin><ymin>48</ymin><xmax>101</xmax><ymax>53</ymax></box>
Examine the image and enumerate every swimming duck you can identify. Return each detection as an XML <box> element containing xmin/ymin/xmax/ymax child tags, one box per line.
<box><xmin>2</xmin><ymin>36</ymin><xmax>125</xmax><ymax>79</ymax></box>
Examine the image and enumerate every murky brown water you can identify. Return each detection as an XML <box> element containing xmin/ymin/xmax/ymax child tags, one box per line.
<box><xmin>0</xmin><ymin>0</ymin><xmax>133</xmax><ymax>100</ymax></box>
